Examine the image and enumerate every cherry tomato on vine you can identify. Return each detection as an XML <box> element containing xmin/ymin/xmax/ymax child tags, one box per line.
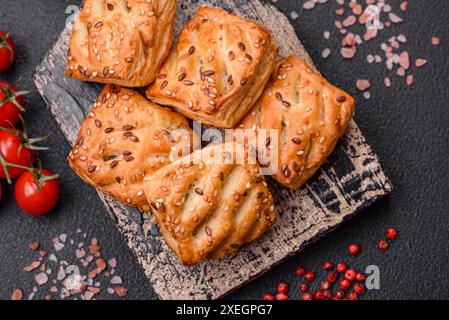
<box><xmin>0</xmin><ymin>81</ymin><xmax>26</xmax><ymax>128</ymax></box>
<box><xmin>0</xmin><ymin>31</ymin><xmax>15</xmax><ymax>72</ymax></box>
<box><xmin>15</xmin><ymin>169</ymin><xmax>60</xmax><ymax>216</ymax></box>
<box><xmin>0</xmin><ymin>129</ymin><xmax>37</xmax><ymax>181</ymax></box>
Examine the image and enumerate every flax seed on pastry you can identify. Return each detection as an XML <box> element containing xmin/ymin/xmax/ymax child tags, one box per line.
<box><xmin>66</xmin><ymin>0</ymin><xmax>177</xmax><ymax>87</ymax></box>
<box><xmin>146</xmin><ymin>6</ymin><xmax>279</xmax><ymax>128</ymax></box>
<box><xmin>236</xmin><ymin>55</ymin><xmax>356</xmax><ymax>189</ymax></box>
<box><xmin>68</xmin><ymin>84</ymin><xmax>196</xmax><ymax>211</ymax></box>
<box><xmin>143</xmin><ymin>143</ymin><xmax>276</xmax><ymax>265</ymax></box>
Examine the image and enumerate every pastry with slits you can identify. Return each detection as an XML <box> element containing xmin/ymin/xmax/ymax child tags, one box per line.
<box><xmin>236</xmin><ymin>55</ymin><xmax>355</xmax><ymax>189</ymax></box>
<box><xmin>68</xmin><ymin>84</ymin><xmax>196</xmax><ymax>211</ymax></box>
<box><xmin>146</xmin><ymin>6</ymin><xmax>279</xmax><ymax>128</ymax></box>
<box><xmin>143</xmin><ymin>143</ymin><xmax>276</xmax><ymax>265</ymax></box>
<box><xmin>66</xmin><ymin>0</ymin><xmax>177</xmax><ymax>87</ymax></box>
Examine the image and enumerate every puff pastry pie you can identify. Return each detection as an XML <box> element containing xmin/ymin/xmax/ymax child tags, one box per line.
<box><xmin>236</xmin><ymin>55</ymin><xmax>355</xmax><ymax>189</ymax></box>
<box><xmin>143</xmin><ymin>143</ymin><xmax>276</xmax><ymax>265</ymax></box>
<box><xmin>66</xmin><ymin>0</ymin><xmax>177</xmax><ymax>87</ymax></box>
<box><xmin>68</xmin><ymin>84</ymin><xmax>196</xmax><ymax>211</ymax></box>
<box><xmin>146</xmin><ymin>6</ymin><xmax>279</xmax><ymax>128</ymax></box>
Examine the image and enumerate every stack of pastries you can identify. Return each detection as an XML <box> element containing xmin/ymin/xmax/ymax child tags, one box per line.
<box><xmin>67</xmin><ymin>1</ymin><xmax>355</xmax><ymax>265</ymax></box>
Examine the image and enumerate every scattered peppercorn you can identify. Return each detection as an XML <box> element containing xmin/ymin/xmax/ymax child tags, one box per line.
<box><xmin>345</xmin><ymin>269</ymin><xmax>357</xmax><ymax>281</ymax></box>
<box><xmin>276</xmin><ymin>293</ymin><xmax>289</xmax><ymax>301</ymax></box>
<box><xmin>336</xmin><ymin>262</ymin><xmax>347</xmax><ymax>273</ymax></box>
<box><xmin>340</xmin><ymin>279</ymin><xmax>351</xmax><ymax>290</ymax></box>
<box><xmin>322</xmin><ymin>290</ymin><xmax>332</xmax><ymax>300</ymax></box>
<box><xmin>314</xmin><ymin>290</ymin><xmax>324</xmax><ymax>300</ymax></box>
<box><xmin>295</xmin><ymin>266</ymin><xmax>306</xmax><ymax>276</ymax></box>
<box><xmin>334</xmin><ymin>290</ymin><xmax>345</xmax><ymax>300</ymax></box>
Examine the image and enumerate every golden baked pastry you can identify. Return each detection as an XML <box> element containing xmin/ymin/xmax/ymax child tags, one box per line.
<box><xmin>143</xmin><ymin>143</ymin><xmax>276</xmax><ymax>265</ymax></box>
<box><xmin>68</xmin><ymin>84</ymin><xmax>196</xmax><ymax>211</ymax></box>
<box><xmin>146</xmin><ymin>6</ymin><xmax>279</xmax><ymax>128</ymax></box>
<box><xmin>66</xmin><ymin>0</ymin><xmax>177</xmax><ymax>87</ymax></box>
<box><xmin>236</xmin><ymin>55</ymin><xmax>355</xmax><ymax>189</ymax></box>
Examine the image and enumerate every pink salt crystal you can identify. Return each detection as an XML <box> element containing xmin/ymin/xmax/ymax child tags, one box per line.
<box><xmin>416</xmin><ymin>59</ymin><xmax>428</xmax><ymax>68</ymax></box>
<box><xmin>407</xmin><ymin>75</ymin><xmax>414</xmax><ymax>86</ymax></box>
<box><xmin>341</xmin><ymin>47</ymin><xmax>356</xmax><ymax>59</ymax></box>
<box><xmin>356</xmin><ymin>79</ymin><xmax>371</xmax><ymax>91</ymax></box>
<box><xmin>384</xmin><ymin>77</ymin><xmax>392</xmax><ymax>88</ymax></box>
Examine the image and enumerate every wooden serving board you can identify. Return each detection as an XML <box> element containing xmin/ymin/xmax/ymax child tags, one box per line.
<box><xmin>33</xmin><ymin>0</ymin><xmax>392</xmax><ymax>300</ymax></box>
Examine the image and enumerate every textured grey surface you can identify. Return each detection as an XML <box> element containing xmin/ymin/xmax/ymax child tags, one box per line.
<box><xmin>0</xmin><ymin>0</ymin><xmax>448</xmax><ymax>300</ymax></box>
<box><xmin>34</xmin><ymin>0</ymin><xmax>391</xmax><ymax>299</ymax></box>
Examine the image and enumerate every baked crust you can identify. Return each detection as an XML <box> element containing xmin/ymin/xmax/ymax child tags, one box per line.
<box><xmin>68</xmin><ymin>84</ymin><xmax>196</xmax><ymax>211</ymax></box>
<box><xmin>236</xmin><ymin>55</ymin><xmax>355</xmax><ymax>189</ymax></box>
<box><xmin>146</xmin><ymin>6</ymin><xmax>279</xmax><ymax>128</ymax></box>
<box><xmin>66</xmin><ymin>0</ymin><xmax>177</xmax><ymax>87</ymax></box>
<box><xmin>143</xmin><ymin>143</ymin><xmax>276</xmax><ymax>265</ymax></box>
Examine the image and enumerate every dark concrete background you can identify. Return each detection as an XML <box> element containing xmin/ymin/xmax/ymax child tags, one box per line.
<box><xmin>0</xmin><ymin>0</ymin><xmax>448</xmax><ymax>300</ymax></box>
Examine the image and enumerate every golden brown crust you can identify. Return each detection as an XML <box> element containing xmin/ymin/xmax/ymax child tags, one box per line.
<box><xmin>68</xmin><ymin>84</ymin><xmax>196</xmax><ymax>211</ymax></box>
<box><xmin>146</xmin><ymin>6</ymin><xmax>279</xmax><ymax>128</ymax></box>
<box><xmin>66</xmin><ymin>0</ymin><xmax>177</xmax><ymax>87</ymax></box>
<box><xmin>143</xmin><ymin>143</ymin><xmax>276</xmax><ymax>265</ymax></box>
<box><xmin>236</xmin><ymin>55</ymin><xmax>355</xmax><ymax>189</ymax></box>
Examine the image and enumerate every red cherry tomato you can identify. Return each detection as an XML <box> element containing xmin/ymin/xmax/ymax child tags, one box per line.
<box><xmin>0</xmin><ymin>129</ymin><xmax>36</xmax><ymax>180</ymax></box>
<box><xmin>0</xmin><ymin>31</ymin><xmax>15</xmax><ymax>72</ymax></box>
<box><xmin>0</xmin><ymin>81</ymin><xmax>25</xmax><ymax>128</ymax></box>
<box><xmin>15</xmin><ymin>169</ymin><xmax>61</xmax><ymax>216</ymax></box>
